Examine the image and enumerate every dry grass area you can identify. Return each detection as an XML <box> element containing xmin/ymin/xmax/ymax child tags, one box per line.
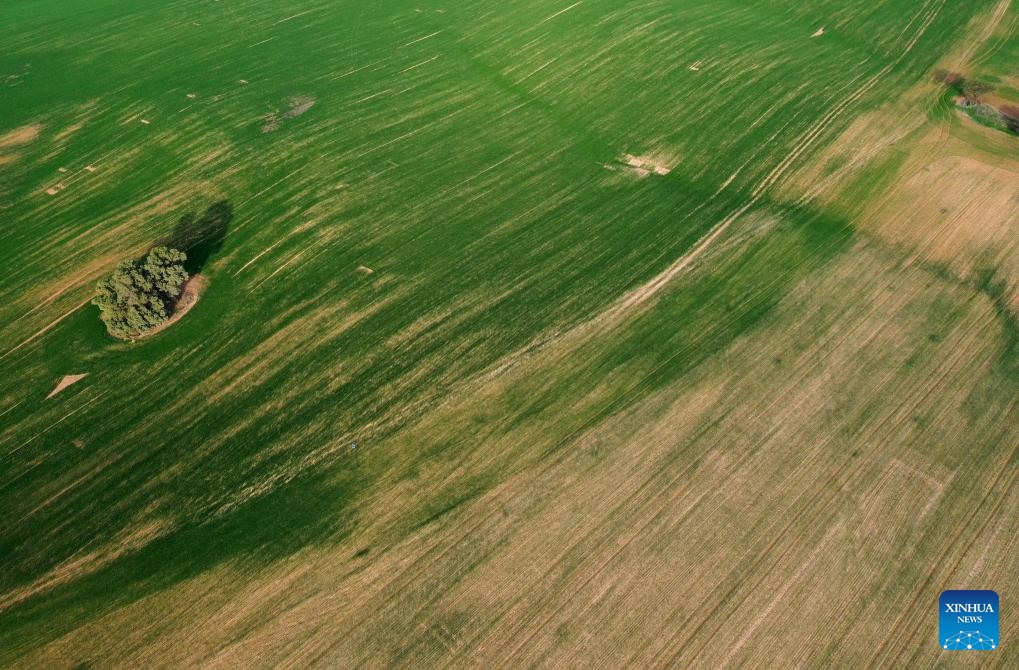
<box><xmin>865</xmin><ymin>152</ymin><xmax>1019</xmax><ymax>307</ymax></box>
<box><xmin>789</xmin><ymin>0</ymin><xmax>1019</xmax><ymax>309</ymax></box>
<box><xmin>0</xmin><ymin>124</ymin><xmax>42</xmax><ymax>168</ymax></box>
<box><xmin>16</xmin><ymin>234</ymin><xmax>1016</xmax><ymax>669</ymax></box>
<box><xmin>0</xmin><ymin>124</ymin><xmax>41</xmax><ymax>150</ymax></box>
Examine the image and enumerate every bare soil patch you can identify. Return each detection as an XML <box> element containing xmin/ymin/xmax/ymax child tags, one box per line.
<box><xmin>285</xmin><ymin>95</ymin><xmax>316</xmax><ymax>118</ymax></box>
<box><xmin>46</xmin><ymin>374</ymin><xmax>88</xmax><ymax>399</ymax></box>
<box><xmin>0</xmin><ymin>123</ymin><xmax>41</xmax><ymax>149</ymax></box>
<box><xmin>261</xmin><ymin>113</ymin><xmax>281</xmax><ymax>133</ymax></box>
<box><xmin>621</xmin><ymin>153</ymin><xmax>672</xmax><ymax>177</ymax></box>
<box><xmin>263</xmin><ymin>96</ymin><xmax>317</xmax><ymax>132</ymax></box>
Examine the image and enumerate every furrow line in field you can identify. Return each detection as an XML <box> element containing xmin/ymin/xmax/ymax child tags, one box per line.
<box><xmin>430</xmin><ymin>238</ymin><xmax>850</xmax><ymax>664</ymax></box>
<box><xmin>282</xmin><ymin>507</ymin><xmax>507</xmax><ymax>668</ymax></box>
<box><xmin>871</xmin><ymin>443</ymin><xmax>1017</xmax><ymax>667</ymax></box>
<box><xmin>684</xmin><ymin>315</ymin><xmax>1003</xmax><ymax>666</ymax></box>
<box><xmin>896</xmin><ymin>404</ymin><xmax>1018</xmax><ymax>667</ymax></box>
<box><xmin>484</xmin><ymin>234</ymin><xmax>875</xmax><ymax>665</ymax></box>
<box><xmin>652</xmin><ymin>303</ymin><xmax>994</xmax><ymax>667</ymax></box>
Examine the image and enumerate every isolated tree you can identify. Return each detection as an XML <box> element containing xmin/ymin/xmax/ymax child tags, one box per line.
<box><xmin>92</xmin><ymin>247</ymin><xmax>189</xmax><ymax>338</ymax></box>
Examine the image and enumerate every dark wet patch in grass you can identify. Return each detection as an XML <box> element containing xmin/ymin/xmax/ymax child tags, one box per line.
<box><xmin>0</xmin><ymin>466</ymin><xmax>360</xmax><ymax>664</ymax></box>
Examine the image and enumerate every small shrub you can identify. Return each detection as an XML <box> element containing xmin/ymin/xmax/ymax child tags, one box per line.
<box><xmin>964</xmin><ymin>103</ymin><xmax>1009</xmax><ymax>132</ymax></box>
<box><xmin>961</xmin><ymin>79</ymin><xmax>994</xmax><ymax>103</ymax></box>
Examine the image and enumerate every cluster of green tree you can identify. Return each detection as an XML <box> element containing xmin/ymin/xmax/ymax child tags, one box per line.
<box><xmin>933</xmin><ymin>70</ymin><xmax>1018</xmax><ymax>134</ymax></box>
<box><xmin>92</xmin><ymin>247</ymin><xmax>189</xmax><ymax>338</ymax></box>
<box><xmin>932</xmin><ymin>70</ymin><xmax>995</xmax><ymax>103</ymax></box>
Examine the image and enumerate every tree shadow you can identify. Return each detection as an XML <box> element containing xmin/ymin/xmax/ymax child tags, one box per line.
<box><xmin>160</xmin><ymin>201</ymin><xmax>233</xmax><ymax>275</ymax></box>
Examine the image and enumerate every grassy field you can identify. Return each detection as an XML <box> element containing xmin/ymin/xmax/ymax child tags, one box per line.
<box><xmin>1</xmin><ymin>0</ymin><xmax>1016</xmax><ymax>667</ymax></box>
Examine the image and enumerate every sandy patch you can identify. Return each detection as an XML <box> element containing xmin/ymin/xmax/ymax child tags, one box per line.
<box><xmin>622</xmin><ymin>153</ymin><xmax>672</xmax><ymax>177</ymax></box>
<box><xmin>812</xmin><ymin>27</ymin><xmax>825</xmax><ymax>38</ymax></box>
<box><xmin>45</xmin><ymin>183</ymin><xmax>67</xmax><ymax>196</ymax></box>
<box><xmin>46</xmin><ymin>374</ymin><xmax>88</xmax><ymax>399</ymax></box>
<box><xmin>0</xmin><ymin>154</ymin><xmax>19</xmax><ymax>167</ymax></box>
<box><xmin>0</xmin><ymin>123</ymin><xmax>42</xmax><ymax>150</ymax></box>
<box><xmin>782</xmin><ymin>106</ymin><xmax>927</xmax><ymax>206</ymax></box>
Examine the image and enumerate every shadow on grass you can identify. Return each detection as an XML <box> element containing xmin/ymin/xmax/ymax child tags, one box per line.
<box><xmin>160</xmin><ymin>201</ymin><xmax>233</xmax><ymax>275</ymax></box>
<box><xmin>0</xmin><ymin>467</ymin><xmax>359</xmax><ymax>664</ymax></box>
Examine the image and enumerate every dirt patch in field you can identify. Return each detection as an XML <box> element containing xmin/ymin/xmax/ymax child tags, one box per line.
<box><xmin>262</xmin><ymin>96</ymin><xmax>317</xmax><ymax>132</ymax></box>
<box><xmin>0</xmin><ymin>124</ymin><xmax>42</xmax><ymax>149</ymax></box>
<box><xmin>0</xmin><ymin>154</ymin><xmax>19</xmax><ymax>167</ymax></box>
<box><xmin>812</xmin><ymin>27</ymin><xmax>825</xmax><ymax>38</ymax></box>
<box><xmin>621</xmin><ymin>153</ymin><xmax>672</xmax><ymax>177</ymax></box>
<box><xmin>46</xmin><ymin>374</ymin><xmax>88</xmax><ymax>399</ymax></box>
<box><xmin>129</xmin><ymin>275</ymin><xmax>209</xmax><ymax>341</ymax></box>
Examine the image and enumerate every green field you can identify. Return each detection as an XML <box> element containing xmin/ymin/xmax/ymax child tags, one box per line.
<box><xmin>1</xmin><ymin>0</ymin><xmax>1017</xmax><ymax>667</ymax></box>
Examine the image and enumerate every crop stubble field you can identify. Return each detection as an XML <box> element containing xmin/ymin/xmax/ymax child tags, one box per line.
<box><xmin>0</xmin><ymin>0</ymin><xmax>1016</xmax><ymax>667</ymax></box>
